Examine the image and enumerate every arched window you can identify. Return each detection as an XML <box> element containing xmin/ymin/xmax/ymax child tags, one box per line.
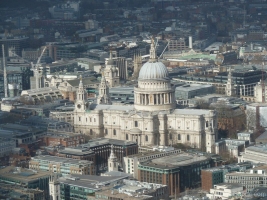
<box><xmin>90</xmin><ymin>129</ymin><xmax>93</xmax><ymax>135</ymax></box>
<box><xmin>145</xmin><ymin>135</ymin><xmax>148</xmax><ymax>142</ymax></box>
<box><xmin>187</xmin><ymin>134</ymin><xmax>190</xmax><ymax>141</ymax></box>
<box><xmin>113</xmin><ymin>129</ymin><xmax>116</xmax><ymax>135</ymax></box>
<box><xmin>170</xmin><ymin>134</ymin><xmax>172</xmax><ymax>140</ymax></box>
<box><xmin>178</xmin><ymin>134</ymin><xmax>181</xmax><ymax>140</ymax></box>
<box><xmin>126</xmin><ymin>134</ymin><xmax>128</xmax><ymax>140</ymax></box>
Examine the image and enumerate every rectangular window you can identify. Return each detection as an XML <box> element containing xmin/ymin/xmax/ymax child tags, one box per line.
<box><xmin>135</xmin><ymin>121</ymin><xmax>138</xmax><ymax>127</ymax></box>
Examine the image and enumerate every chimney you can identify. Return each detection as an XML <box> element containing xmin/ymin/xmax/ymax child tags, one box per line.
<box><xmin>189</xmin><ymin>36</ymin><xmax>193</xmax><ymax>49</ymax></box>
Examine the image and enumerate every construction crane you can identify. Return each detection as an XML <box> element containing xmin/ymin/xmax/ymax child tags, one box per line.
<box><xmin>159</xmin><ymin>40</ymin><xmax>170</xmax><ymax>59</ymax></box>
<box><xmin>31</xmin><ymin>46</ymin><xmax>47</xmax><ymax>89</ymax></box>
<box><xmin>2</xmin><ymin>45</ymin><xmax>8</xmax><ymax>98</ymax></box>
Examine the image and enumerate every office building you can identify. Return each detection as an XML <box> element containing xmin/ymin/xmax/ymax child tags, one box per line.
<box><xmin>138</xmin><ymin>152</ymin><xmax>216</xmax><ymax>196</ymax></box>
<box><xmin>29</xmin><ymin>155</ymin><xmax>95</xmax><ymax>175</ymax></box>
<box><xmin>0</xmin><ymin>69</ymin><xmax>23</xmax><ymax>99</ymax></box>
<box><xmin>201</xmin><ymin>162</ymin><xmax>252</xmax><ymax>191</ymax></box>
<box><xmin>206</xmin><ymin>183</ymin><xmax>244</xmax><ymax>200</ymax></box>
<box><xmin>123</xmin><ymin>149</ymin><xmax>181</xmax><ymax>179</ymax></box>
<box><xmin>238</xmin><ymin>145</ymin><xmax>267</xmax><ymax>164</ymax></box>
<box><xmin>41</xmin><ymin>132</ymin><xmax>85</xmax><ymax>147</ymax></box>
<box><xmin>19</xmin><ymin>116</ymin><xmax>73</xmax><ymax>132</ymax></box>
<box><xmin>0</xmin><ymin>123</ymin><xmax>46</xmax><ymax>146</ymax></box>
<box><xmin>59</xmin><ymin>138</ymin><xmax>138</xmax><ymax>172</ymax></box>
<box><xmin>225</xmin><ymin>165</ymin><xmax>267</xmax><ymax>192</ymax></box>
<box><xmin>0</xmin><ymin>166</ymin><xmax>50</xmax><ymax>199</ymax></box>
<box><xmin>175</xmin><ymin>84</ymin><xmax>215</xmax><ymax>105</ymax></box>
<box><xmin>168</xmin><ymin>37</ymin><xmax>187</xmax><ymax>51</ymax></box>
<box><xmin>57</xmin><ymin>146</ymin><xmax>95</xmax><ymax>163</ymax></box>
<box><xmin>93</xmin><ymin>179</ymin><xmax>169</xmax><ymax>200</ymax></box>
<box><xmin>53</xmin><ymin>174</ymin><xmax>129</xmax><ymax>200</ymax></box>
<box><xmin>0</xmin><ymin>136</ymin><xmax>16</xmax><ymax>158</ymax></box>
<box><xmin>0</xmin><ymin>36</ymin><xmax>29</xmax><ymax>57</ymax></box>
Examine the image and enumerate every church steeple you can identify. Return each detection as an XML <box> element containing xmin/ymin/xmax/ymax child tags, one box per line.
<box><xmin>108</xmin><ymin>145</ymin><xmax>118</xmax><ymax>172</ymax></box>
<box><xmin>97</xmin><ymin>71</ymin><xmax>111</xmax><ymax>105</ymax></box>
<box><xmin>75</xmin><ymin>76</ymin><xmax>87</xmax><ymax>111</ymax></box>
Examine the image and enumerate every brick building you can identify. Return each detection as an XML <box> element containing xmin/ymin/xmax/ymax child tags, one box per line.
<box><xmin>41</xmin><ymin>132</ymin><xmax>85</xmax><ymax>147</ymax></box>
<box><xmin>138</xmin><ymin>153</ymin><xmax>217</xmax><ymax>196</ymax></box>
<box><xmin>201</xmin><ymin>162</ymin><xmax>253</xmax><ymax>192</ymax></box>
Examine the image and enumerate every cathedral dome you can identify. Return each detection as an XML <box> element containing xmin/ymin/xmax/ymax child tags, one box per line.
<box><xmin>138</xmin><ymin>61</ymin><xmax>169</xmax><ymax>80</ymax></box>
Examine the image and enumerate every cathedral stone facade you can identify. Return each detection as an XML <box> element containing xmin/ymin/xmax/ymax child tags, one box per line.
<box><xmin>73</xmin><ymin>40</ymin><xmax>218</xmax><ymax>153</ymax></box>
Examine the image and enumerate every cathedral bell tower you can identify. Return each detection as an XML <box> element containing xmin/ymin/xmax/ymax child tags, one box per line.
<box><xmin>97</xmin><ymin>72</ymin><xmax>111</xmax><ymax>105</ymax></box>
<box><xmin>75</xmin><ymin>76</ymin><xmax>87</xmax><ymax>112</ymax></box>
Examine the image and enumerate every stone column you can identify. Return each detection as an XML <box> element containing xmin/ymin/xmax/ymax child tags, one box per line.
<box><xmin>160</xmin><ymin>132</ymin><xmax>165</xmax><ymax>146</ymax></box>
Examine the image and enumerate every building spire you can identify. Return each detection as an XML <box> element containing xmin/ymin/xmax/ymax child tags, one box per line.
<box><xmin>108</xmin><ymin>145</ymin><xmax>118</xmax><ymax>172</ymax></box>
<box><xmin>149</xmin><ymin>37</ymin><xmax>157</xmax><ymax>62</ymax></box>
<box><xmin>79</xmin><ymin>75</ymin><xmax>83</xmax><ymax>88</ymax></box>
<box><xmin>109</xmin><ymin>145</ymin><xmax>117</xmax><ymax>159</ymax></box>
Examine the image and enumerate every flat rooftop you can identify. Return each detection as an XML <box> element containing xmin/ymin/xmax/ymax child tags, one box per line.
<box><xmin>153</xmin><ymin>153</ymin><xmax>208</xmax><ymax>166</ymax></box>
<box><xmin>175</xmin><ymin>84</ymin><xmax>213</xmax><ymax>92</ymax></box>
<box><xmin>44</xmin><ymin>132</ymin><xmax>83</xmax><ymax>139</ymax></box>
<box><xmin>214</xmin><ymin>183</ymin><xmax>242</xmax><ymax>189</ymax></box>
<box><xmin>58</xmin><ymin>174</ymin><xmax>127</xmax><ymax>189</ymax></box>
<box><xmin>140</xmin><ymin>153</ymin><xmax>209</xmax><ymax>169</ymax></box>
<box><xmin>31</xmin><ymin>155</ymin><xmax>93</xmax><ymax>165</ymax></box>
<box><xmin>109</xmin><ymin>86</ymin><xmax>134</xmax><ymax>95</ymax></box>
<box><xmin>84</xmin><ymin>138</ymin><xmax>137</xmax><ymax>148</ymax></box>
<box><xmin>58</xmin><ymin>147</ymin><xmax>94</xmax><ymax>156</ymax></box>
<box><xmin>246</xmin><ymin>145</ymin><xmax>267</xmax><ymax>154</ymax></box>
<box><xmin>125</xmin><ymin>149</ymin><xmax>180</xmax><ymax>159</ymax></box>
<box><xmin>0</xmin><ymin>166</ymin><xmax>49</xmax><ymax>183</ymax></box>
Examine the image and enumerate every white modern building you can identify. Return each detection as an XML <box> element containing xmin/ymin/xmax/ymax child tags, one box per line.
<box><xmin>206</xmin><ymin>183</ymin><xmax>244</xmax><ymax>200</ymax></box>
<box><xmin>72</xmin><ymin>40</ymin><xmax>218</xmax><ymax>153</ymax></box>
<box><xmin>238</xmin><ymin>145</ymin><xmax>267</xmax><ymax>164</ymax></box>
<box><xmin>225</xmin><ymin>165</ymin><xmax>267</xmax><ymax>192</ymax></box>
<box><xmin>123</xmin><ymin>149</ymin><xmax>181</xmax><ymax>178</ymax></box>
